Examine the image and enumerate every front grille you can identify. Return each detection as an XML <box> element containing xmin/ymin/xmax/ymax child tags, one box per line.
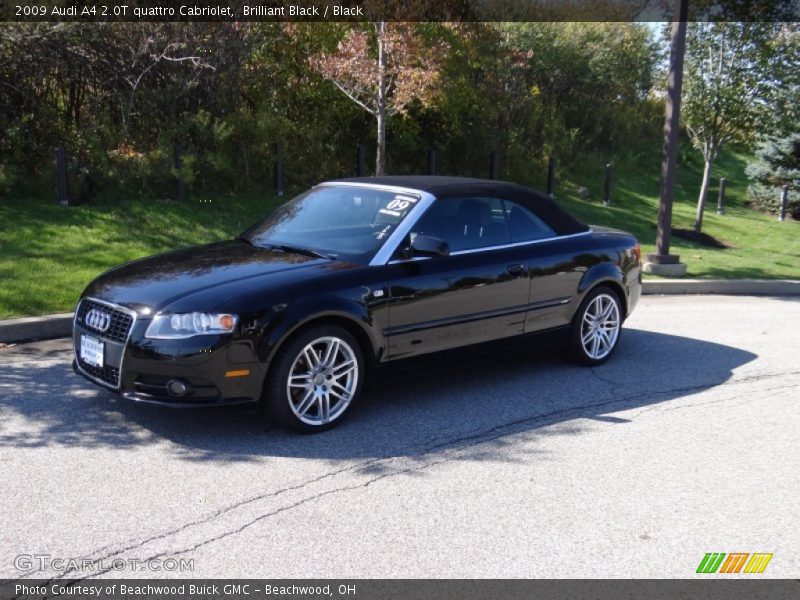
<box><xmin>75</xmin><ymin>297</ymin><xmax>136</xmax><ymax>389</ymax></box>
<box><xmin>76</xmin><ymin>298</ymin><xmax>134</xmax><ymax>343</ymax></box>
<box><xmin>77</xmin><ymin>360</ymin><xmax>120</xmax><ymax>388</ymax></box>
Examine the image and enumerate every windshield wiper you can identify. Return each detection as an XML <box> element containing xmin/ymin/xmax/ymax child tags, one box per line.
<box><xmin>266</xmin><ymin>243</ymin><xmax>336</xmax><ymax>260</ymax></box>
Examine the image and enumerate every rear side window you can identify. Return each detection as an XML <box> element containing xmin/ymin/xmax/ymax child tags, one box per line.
<box><xmin>501</xmin><ymin>200</ymin><xmax>556</xmax><ymax>242</ymax></box>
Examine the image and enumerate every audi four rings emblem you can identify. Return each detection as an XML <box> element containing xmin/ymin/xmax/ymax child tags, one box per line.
<box><xmin>85</xmin><ymin>309</ymin><xmax>111</xmax><ymax>332</ymax></box>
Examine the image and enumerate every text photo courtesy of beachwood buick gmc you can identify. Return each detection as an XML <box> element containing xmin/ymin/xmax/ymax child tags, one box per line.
<box><xmin>72</xmin><ymin>176</ymin><xmax>641</xmax><ymax>432</ymax></box>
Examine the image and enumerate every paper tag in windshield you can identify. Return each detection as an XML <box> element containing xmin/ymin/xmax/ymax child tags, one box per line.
<box><xmin>378</xmin><ymin>195</ymin><xmax>418</xmax><ymax>218</ymax></box>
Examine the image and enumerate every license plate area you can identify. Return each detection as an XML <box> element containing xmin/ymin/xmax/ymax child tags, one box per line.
<box><xmin>80</xmin><ymin>334</ymin><xmax>104</xmax><ymax>368</ymax></box>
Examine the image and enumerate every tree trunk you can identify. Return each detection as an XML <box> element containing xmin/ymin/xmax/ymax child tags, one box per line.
<box><xmin>376</xmin><ymin>110</ymin><xmax>386</xmax><ymax>176</ymax></box>
<box><xmin>655</xmin><ymin>4</ymin><xmax>687</xmax><ymax>257</ymax></box>
<box><xmin>694</xmin><ymin>155</ymin><xmax>714</xmax><ymax>232</ymax></box>
<box><xmin>375</xmin><ymin>22</ymin><xmax>387</xmax><ymax>176</ymax></box>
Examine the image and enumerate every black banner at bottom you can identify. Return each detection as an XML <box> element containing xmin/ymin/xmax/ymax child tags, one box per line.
<box><xmin>3</xmin><ymin>579</ymin><xmax>800</xmax><ymax>600</ymax></box>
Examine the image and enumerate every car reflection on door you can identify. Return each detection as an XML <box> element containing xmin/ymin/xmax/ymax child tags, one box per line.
<box><xmin>385</xmin><ymin>246</ymin><xmax>531</xmax><ymax>359</ymax></box>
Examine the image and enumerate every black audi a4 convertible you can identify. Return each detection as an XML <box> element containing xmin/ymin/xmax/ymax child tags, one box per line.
<box><xmin>73</xmin><ymin>176</ymin><xmax>641</xmax><ymax>431</ymax></box>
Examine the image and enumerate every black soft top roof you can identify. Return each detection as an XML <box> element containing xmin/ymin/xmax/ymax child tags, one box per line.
<box><xmin>328</xmin><ymin>176</ymin><xmax>589</xmax><ymax>235</ymax></box>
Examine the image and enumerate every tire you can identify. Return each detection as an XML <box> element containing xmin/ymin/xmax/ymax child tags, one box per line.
<box><xmin>566</xmin><ymin>285</ymin><xmax>623</xmax><ymax>366</ymax></box>
<box><xmin>264</xmin><ymin>325</ymin><xmax>364</xmax><ymax>433</ymax></box>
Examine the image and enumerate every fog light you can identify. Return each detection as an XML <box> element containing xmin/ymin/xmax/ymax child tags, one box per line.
<box><xmin>167</xmin><ymin>379</ymin><xmax>191</xmax><ymax>397</ymax></box>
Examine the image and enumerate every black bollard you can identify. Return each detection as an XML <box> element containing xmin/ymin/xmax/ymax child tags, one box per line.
<box><xmin>716</xmin><ymin>178</ymin><xmax>726</xmax><ymax>215</ymax></box>
<box><xmin>174</xmin><ymin>144</ymin><xmax>185</xmax><ymax>202</ymax></box>
<box><xmin>427</xmin><ymin>149</ymin><xmax>436</xmax><ymax>176</ymax></box>
<box><xmin>56</xmin><ymin>145</ymin><xmax>69</xmax><ymax>206</ymax></box>
<box><xmin>604</xmin><ymin>163</ymin><xmax>612</xmax><ymax>207</ymax></box>
<box><xmin>274</xmin><ymin>141</ymin><xmax>284</xmax><ymax>196</ymax></box>
<box><xmin>356</xmin><ymin>144</ymin><xmax>365</xmax><ymax>177</ymax></box>
<box><xmin>547</xmin><ymin>157</ymin><xmax>556</xmax><ymax>197</ymax></box>
<box><xmin>489</xmin><ymin>152</ymin><xmax>498</xmax><ymax>180</ymax></box>
<box><xmin>779</xmin><ymin>184</ymin><xmax>788</xmax><ymax>222</ymax></box>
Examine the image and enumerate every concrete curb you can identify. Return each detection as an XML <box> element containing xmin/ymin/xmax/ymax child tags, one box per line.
<box><xmin>0</xmin><ymin>313</ymin><xmax>74</xmax><ymax>344</ymax></box>
<box><xmin>1</xmin><ymin>279</ymin><xmax>798</xmax><ymax>344</ymax></box>
<box><xmin>642</xmin><ymin>278</ymin><xmax>800</xmax><ymax>296</ymax></box>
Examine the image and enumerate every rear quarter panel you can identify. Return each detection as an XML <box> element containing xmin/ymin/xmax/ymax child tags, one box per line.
<box><xmin>525</xmin><ymin>227</ymin><xmax>640</xmax><ymax>332</ymax></box>
<box><xmin>576</xmin><ymin>227</ymin><xmax>641</xmax><ymax>319</ymax></box>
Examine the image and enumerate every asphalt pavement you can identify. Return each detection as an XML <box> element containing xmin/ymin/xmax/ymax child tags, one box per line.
<box><xmin>1</xmin><ymin>295</ymin><xmax>798</xmax><ymax>579</ymax></box>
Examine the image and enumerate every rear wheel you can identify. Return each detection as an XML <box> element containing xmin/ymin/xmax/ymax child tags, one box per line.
<box><xmin>265</xmin><ymin>325</ymin><xmax>364</xmax><ymax>433</ymax></box>
<box><xmin>566</xmin><ymin>286</ymin><xmax>622</xmax><ymax>365</ymax></box>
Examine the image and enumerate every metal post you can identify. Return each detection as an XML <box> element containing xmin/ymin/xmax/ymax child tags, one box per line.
<box><xmin>274</xmin><ymin>141</ymin><xmax>284</xmax><ymax>196</ymax></box>
<box><xmin>174</xmin><ymin>144</ymin><xmax>185</xmax><ymax>202</ymax></box>
<box><xmin>779</xmin><ymin>184</ymin><xmax>789</xmax><ymax>222</ymax></box>
<box><xmin>489</xmin><ymin>151</ymin><xmax>498</xmax><ymax>180</ymax></box>
<box><xmin>547</xmin><ymin>157</ymin><xmax>556</xmax><ymax>197</ymax></box>
<box><xmin>56</xmin><ymin>145</ymin><xmax>69</xmax><ymax>206</ymax></box>
<box><xmin>604</xmin><ymin>163</ymin><xmax>612</xmax><ymax>207</ymax></box>
<box><xmin>716</xmin><ymin>178</ymin><xmax>726</xmax><ymax>215</ymax></box>
<box><xmin>356</xmin><ymin>144</ymin><xmax>365</xmax><ymax>177</ymax></box>
<box><xmin>427</xmin><ymin>149</ymin><xmax>436</xmax><ymax>176</ymax></box>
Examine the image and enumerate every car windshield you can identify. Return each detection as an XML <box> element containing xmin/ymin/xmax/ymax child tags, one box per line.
<box><xmin>242</xmin><ymin>185</ymin><xmax>422</xmax><ymax>262</ymax></box>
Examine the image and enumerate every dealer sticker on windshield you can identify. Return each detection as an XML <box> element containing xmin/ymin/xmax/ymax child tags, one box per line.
<box><xmin>377</xmin><ymin>195</ymin><xmax>418</xmax><ymax>218</ymax></box>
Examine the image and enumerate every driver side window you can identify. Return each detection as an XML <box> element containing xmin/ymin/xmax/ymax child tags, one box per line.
<box><xmin>410</xmin><ymin>197</ymin><xmax>510</xmax><ymax>253</ymax></box>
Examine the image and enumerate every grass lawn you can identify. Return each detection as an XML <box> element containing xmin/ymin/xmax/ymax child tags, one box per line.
<box><xmin>0</xmin><ymin>193</ymin><xmax>281</xmax><ymax>319</ymax></box>
<box><xmin>1</xmin><ymin>149</ymin><xmax>798</xmax><ymax>319</ymax></box>
<box><xmin>555</xmin><ymin>150</ymin><xmax>800</xmax><ymax>280</ymax></box>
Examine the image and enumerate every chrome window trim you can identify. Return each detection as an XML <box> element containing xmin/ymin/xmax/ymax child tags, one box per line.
<box><xmin>369</xmin><ymin>192</ymin><xmax>436</xmax><ymax>266</ymax></box>
<box><xmin>318</xmin><ymin>181</ymin><xmax>428</xmax><ymax>196</ymax></box>
<box><xmin>386</xmin><ymin>229</ymin><xmax>592</xmax><ymax>264</ymax></box>
<box><xmin>315</xmin><ymin>182</ymin><xmax>437</xmax><ymax>267</ymax></box>
<box><xmin>449</xmin><ymin>229</ymin><xmax>592</xmax><ymax>256</ymax></box>
<box><xmin>73</xmin><ymin>296</ymin><xmax>138</xmax><ymax>391</ymax></box>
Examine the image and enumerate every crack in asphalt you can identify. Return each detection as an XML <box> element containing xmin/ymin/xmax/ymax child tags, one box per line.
<box><xmin>588</xmin><ymin>367</ymin><xmax>622</xmax><ymax>389</ymax></box>
<box><xmin>631</xmin><ymin>382</ymin><xmax>797</xmax><ymax>418</ymax></box>
<box><xmin>11</xmin><ymin>367</ymin><xmax>799</xmax><ymax>585</ymax></box>
<box><xmin>5</xmin><ymin>454</ymin><xmax>391</xmax><ymax>588</ymax></box>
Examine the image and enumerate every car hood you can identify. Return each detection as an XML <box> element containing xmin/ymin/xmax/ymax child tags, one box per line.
<box><xmin>83</xmin><ymin>239</ymin><xmax>328</xmax><ymax>312</ymax></box>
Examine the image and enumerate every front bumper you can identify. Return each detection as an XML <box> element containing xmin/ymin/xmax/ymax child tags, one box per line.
<box><xmin>71</xmin><ymin>359</ymin><xmax>259</xmax><ymax>407</ymax></box>
<box><xmin>73</xmin><ymin>299</ymin><xmax>265</xmax><ymax>407</ymax></box>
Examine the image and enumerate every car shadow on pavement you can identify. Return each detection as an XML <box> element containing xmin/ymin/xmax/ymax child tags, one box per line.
<box><xmin>0</xmin><ymin>328</ymin><xmax>758</xmax><ymax>465</ymax></box>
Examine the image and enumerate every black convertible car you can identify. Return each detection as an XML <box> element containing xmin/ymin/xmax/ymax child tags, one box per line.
<box><xmin>73</xmin><ymin>176</ymin><xmax>641</xmax><ymax>431</ymax></box>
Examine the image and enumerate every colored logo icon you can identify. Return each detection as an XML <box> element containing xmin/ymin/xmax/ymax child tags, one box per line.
<box><xmin>696</xmin><ymin>552</ymin><xmax>773</xmax><ymax>574</ymax></box>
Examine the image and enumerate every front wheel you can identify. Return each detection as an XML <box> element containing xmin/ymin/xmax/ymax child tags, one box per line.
<box><xmin>265</xmin><ymin>325</ymin><xmax>364</xmax><ymax>433</ymax></box>
<box><xmin>566</xmin><ymin>286</ymin><xmax>623</xmax><ymax>365</ymax></box>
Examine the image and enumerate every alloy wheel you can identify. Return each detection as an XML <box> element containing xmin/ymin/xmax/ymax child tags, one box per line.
<box><xmin>286</xmin><ymin>336</ymin><xmax>359</xmax><ymax>426</ymax></box>
<box><xmin>580</xmin><ymin>293</ymin><xmax>620</xmax><ymax>360</ymax></box>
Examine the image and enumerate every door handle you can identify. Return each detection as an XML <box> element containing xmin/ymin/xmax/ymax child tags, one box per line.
<box><xmin>507</xmin><ymin>264</ymin><xmax>525</xmax><ymax>276</ymax></box>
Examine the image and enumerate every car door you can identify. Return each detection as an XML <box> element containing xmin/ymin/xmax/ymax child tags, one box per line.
<box><xmin>384</xmin><ymin>196</ymin><xmax>531</xmax><ymax>359</ymax></box>
<box><xmin>500</xmin><ymin>199</ymin><xmax>586</xmax><ymax>332</ymax></box>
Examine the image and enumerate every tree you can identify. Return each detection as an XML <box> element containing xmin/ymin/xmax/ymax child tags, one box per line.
<box><xmin>681</xmin><ymin>22</ymin><xmax>778</xmax><ymax>232</ymax></box>
<box><xmin>501</xmin><ymin>22</ymin><xmax>656</xmax><ymax>158</ymax></box>
<box><xmin>308</xmin><ymin>22</ymin><xmax>446</xmax><ymax>175</ymax></box>
<box><xmin>746</xmin><ymin>131</ymin><xmax>800</xmax><ymax>219</ymax></box>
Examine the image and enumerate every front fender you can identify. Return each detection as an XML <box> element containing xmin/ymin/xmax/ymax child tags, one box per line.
<box><xmin>257</xmin><ymin>293</ymin><xmax>383</xmax><ymax>364</ymax></box>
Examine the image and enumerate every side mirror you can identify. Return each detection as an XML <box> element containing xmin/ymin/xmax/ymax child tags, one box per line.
<box><xmin>410</xmin><ymin>235</ymin><xmax>450</xmax><ymax>258</ymax></box>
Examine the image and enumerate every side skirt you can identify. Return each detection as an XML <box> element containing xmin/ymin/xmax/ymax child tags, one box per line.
<box><xmin>377</xmin><ymin>325</ymin><xmax>571</xmax><ymax>376</ymax></box>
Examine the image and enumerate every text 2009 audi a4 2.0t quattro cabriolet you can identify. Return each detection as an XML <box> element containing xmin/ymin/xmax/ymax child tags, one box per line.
<box><xmin>73</xmin><ymin>176</ymin><xmax>641</xmax><ymax>432</ymax></box>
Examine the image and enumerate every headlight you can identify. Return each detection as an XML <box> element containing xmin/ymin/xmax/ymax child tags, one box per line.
<box><xmin>145</xmin><ymin>312</ymin><xmax>238</xmax><ymax>339</ymax></box>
